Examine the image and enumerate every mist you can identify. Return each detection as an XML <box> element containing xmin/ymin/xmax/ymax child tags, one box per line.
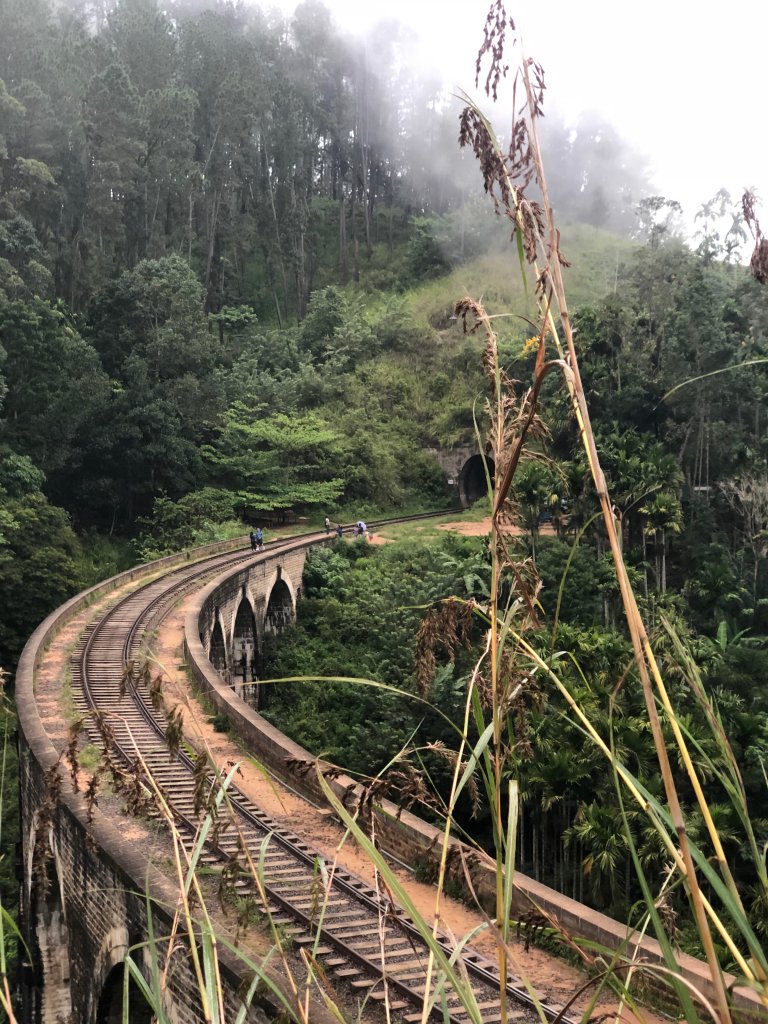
<box><xmin>2</xmin><ymin>0</ymin><xmax>755</xmax><ymax>323</ymax></box>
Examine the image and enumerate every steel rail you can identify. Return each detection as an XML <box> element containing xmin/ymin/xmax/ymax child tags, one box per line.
<box><xmin>73</xmin><ymin>512</ymin><xmax>573</xmax><ymax>1024</ymax></box>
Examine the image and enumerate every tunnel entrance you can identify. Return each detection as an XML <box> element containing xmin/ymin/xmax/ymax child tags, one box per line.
<box><xmin>458</xmin><ymin>454</ymin><xmax>495</xmax><ymax>507</ymax></box>
<box><xmin>209</xmin><ymin>620</ymin><xmax>227</xmax><ymax>674</ymax></box>
<box><xmin>265</xmin><ymin>577</ymin><xmax>293</xmax><ymax>634</ymax></box>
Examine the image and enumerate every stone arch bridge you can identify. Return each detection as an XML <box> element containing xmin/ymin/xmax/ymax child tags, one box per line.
<box><xmin>17</xmin><ymin>522</ymin><xmax>760</xmax><ymax>1024</ymax></box>
<box><xmin>198</xmin><ymin>544</ymin><xmax>308</xmax><ymax>705</ymax></box>
<box><xmin>15</xmin><ymin>534</ymin><xmax>327</xmax><ymax>1024</ymax></box>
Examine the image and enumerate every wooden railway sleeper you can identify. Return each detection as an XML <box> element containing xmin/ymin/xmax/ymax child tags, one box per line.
<box><xmin>75</xmin><ymin>517</ymin><xmax>568</xmax><ymax>1024</ymax></box>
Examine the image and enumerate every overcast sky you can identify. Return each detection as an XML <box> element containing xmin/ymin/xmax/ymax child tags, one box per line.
<box><xmin>269</xmin><ymin>0</ymin><xmax>767</xmax><ymax>234</ymax></box>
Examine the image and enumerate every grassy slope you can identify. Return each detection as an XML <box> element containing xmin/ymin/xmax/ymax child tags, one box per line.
<box><xmin>406</xmin><ymin>223</ymin><xmax>637</xmax><ymax>332</ymax></box>
<box><xmin>354</xmin><ymin>223</ymin><xmax>638</xmax><ymax>451</ymax></box>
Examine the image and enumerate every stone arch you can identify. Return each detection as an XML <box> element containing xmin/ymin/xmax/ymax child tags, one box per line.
<box><xmin>458</xmin><ymin>453</ymin><xmax>495</xmax><ymax>507</ymax></box>
<box><xmin>232</xmin><ymin>591</ymin><xmax>260</xmax><ymax>707</ymax></box>
<box><xmin>92</xmin><ymin>926</ymin><xmax>128</xmax><ymax>1024</ymax></box>
<box><xmin>96</xmin><ymin>961</ymin><xmax>153</xmax><ymax>1024</ymax></box>
<box><xmin>265</xmin><ymin>568</ymin><xmax>295</xmax><ymax>634</ymax></box>
<box><xmin>209</xmin><ymin>618</ymin><xmax>227</xmax><ymax>673</ymax></box>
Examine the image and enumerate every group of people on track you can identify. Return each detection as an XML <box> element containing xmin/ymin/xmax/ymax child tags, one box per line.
<box><xmin>249</xmin><ymin>517</ymin><xmax>370</xmax><ymax>551</ymax></box>
<box><xmin>327</xmin><ymin>515</ymin><xmax>368</xmax><ymax>538</ymax></box>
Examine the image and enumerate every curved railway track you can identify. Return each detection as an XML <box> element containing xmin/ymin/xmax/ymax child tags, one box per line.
<box><xmin>68</xmin><ymin>515</ymin><xmax>573</xmax><ymax>1024</ymax></box>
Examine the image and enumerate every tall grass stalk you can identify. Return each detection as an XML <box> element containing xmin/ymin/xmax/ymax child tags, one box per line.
<box><xmin>451</xmin><ymin>4</ymin><xmax>768</xmax><ymax>1020</ymax></box>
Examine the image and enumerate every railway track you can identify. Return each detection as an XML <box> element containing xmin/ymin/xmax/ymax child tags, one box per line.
<box><xmin>68</xmin><ymin>514</ymin><xmax>573</xmax><ymax>1024</ymax></box>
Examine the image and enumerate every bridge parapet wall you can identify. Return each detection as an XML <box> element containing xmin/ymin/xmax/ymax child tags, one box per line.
<box><xmin>16</xmin><ymin>534</ymin><xmax>333</xmax><ymax>1024</ymax></box>
<box><xmin>185</xmin><ymin>556</ymin><xmax>764</xmax><ymax>1024</ymax></box>
<box><xmin>19</xmin><ymin>723</ymin><xmax>279</xmax><ymax>1024</ymax></box>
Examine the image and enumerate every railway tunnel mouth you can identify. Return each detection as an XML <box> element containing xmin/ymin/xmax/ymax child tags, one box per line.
<box><xmin>458</xmin><ymin>454</ymin><xmax>495</xmax><ymax>507</ymax></box>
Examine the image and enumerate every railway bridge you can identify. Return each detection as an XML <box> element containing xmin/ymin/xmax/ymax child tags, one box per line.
<box><xmin>198</xmin><ymin>543</ymin><xmax>308</xmax><ymax>702</ymax></box>
<box><xmin>16</xmin><ymin>533</ymin><xmax>324</xmax><ymax>1024</ymax></box>
<box><xmin>16</xmin><ymin>521</ymin><xmax>764</xmax><ymax>1024</ymax></box>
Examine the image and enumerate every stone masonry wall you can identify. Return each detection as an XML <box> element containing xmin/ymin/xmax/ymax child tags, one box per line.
<box><xmin>16</xmin><ymin>534</ymin><xmax>337</xmax><ymax>1024</ymax></box>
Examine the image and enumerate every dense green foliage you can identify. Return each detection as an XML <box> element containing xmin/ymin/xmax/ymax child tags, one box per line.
<box><xmin>262</xmin><ymin>535</ymin><xmax>487</xmax><ymax>778</ymax></box>
<box><xmin>267</xmin><ymin>529</ymin><xmax>768</xmax><ymax>948</ymax></box>
<box><xmin>2</xmin><ymin>0</ymin><xmax>768</xmax><ymax>972</ymax></box>
<box><xmin>263</xmin><ymin>238</ymin><xmax>768</xmax><ymax>949</ymax></box>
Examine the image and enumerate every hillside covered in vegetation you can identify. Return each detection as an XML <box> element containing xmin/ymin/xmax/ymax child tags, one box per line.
<box><xmin>0</xmin><ymin>0</ymin><xmax>668</xmax><ymax>667</ymax></box>
<box><xmin>2</xmin><ymin>0</ymin><xmax>768</xmax><ymax>978</ymax></box>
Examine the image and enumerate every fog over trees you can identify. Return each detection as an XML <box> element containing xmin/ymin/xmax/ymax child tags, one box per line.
<box><xmin>0</xmin><ymin>0</ymin><xmax>662</xmax><ymax>317</ymax></box>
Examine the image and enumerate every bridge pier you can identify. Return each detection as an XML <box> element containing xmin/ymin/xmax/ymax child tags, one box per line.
<box><xmin>199</xmin><ymin>557</ymin><xmax>303</xmax><ymax>704</ymax></box>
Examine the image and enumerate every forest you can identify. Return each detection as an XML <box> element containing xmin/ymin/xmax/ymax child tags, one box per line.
<box><xmin>2</xmin><ymin>0</ymin><xmax>768</xmax><ymax>980</ymax></box>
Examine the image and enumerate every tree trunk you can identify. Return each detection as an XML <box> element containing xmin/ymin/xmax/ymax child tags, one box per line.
<box><xmin>272</xmin><ymin>289</ymin><xmax>283</xmax><ymax>329</ymax></box>
<box><xmin>204</xmin><ymin>187</ymin><xmax>221</xmax><ymax>295</ymax></box>
<box><xmin>261</xmin><ymin>138</ymin><xmax>290</xmax><ymax>318</ymax></box>
<box><xmin>642</xmin><ymin>529</ymin><xmax>648</xmax><ymax>598</ymax></box>
<box><xmin>339</xmin><ymin>194</ymin><xmax>348</xmax><ymax>282</ymax></box>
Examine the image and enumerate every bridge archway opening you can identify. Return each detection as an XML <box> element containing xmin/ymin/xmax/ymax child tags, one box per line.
<box><xmin>96</xmin><ymin>962</ymin><xmax>153</xmax><ymax>1024</ymax></box>
<box><xmin>233</xmin><ymin>597</ymin><xmax>260</xmax><ymax>707</ymax></box>
<box><xmin>265</xmin><ymin>578</ymin><xmax>293</xmax><ymax>634</ymax></box>
<box><xmin>458</xmin><ymin>454</ymin><xmax>494</xmax><ymax>507</ymax></box>
<box><xmin>209</xmin><ymin>620</ymin><xmax>227</xmax><ymax>673</ymax></box>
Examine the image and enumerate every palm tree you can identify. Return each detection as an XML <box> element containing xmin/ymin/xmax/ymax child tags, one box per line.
<box><xmin>721</xmin><ymin>473</ymin><xmax>768</xmax><ymax>607</ymax></box>
<box><xmin>513</xmin><ymin>460</ymin><xmax>559</xmax><ymax>560</ymax></box>
<box><xmin>565</xmin><ymin>800</ymin><xmax>637</xmax><ymax>913</ymax></box>
<box><xmin>641</xmin><ymin>491</ymin><xmax>682</xmax><ymax>593</ymax></box>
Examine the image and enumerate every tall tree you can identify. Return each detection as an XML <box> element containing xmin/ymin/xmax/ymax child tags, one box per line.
<box><xmin>0</xmin><ymin>298</ymin><xmax>108</xmax><ymax>476</ymax></box>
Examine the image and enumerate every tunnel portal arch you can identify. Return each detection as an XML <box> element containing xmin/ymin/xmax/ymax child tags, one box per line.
<box><xmin>458</xmin><ymin>454</ymin><xmax>495</xmax><ymax>507</ymax></box>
